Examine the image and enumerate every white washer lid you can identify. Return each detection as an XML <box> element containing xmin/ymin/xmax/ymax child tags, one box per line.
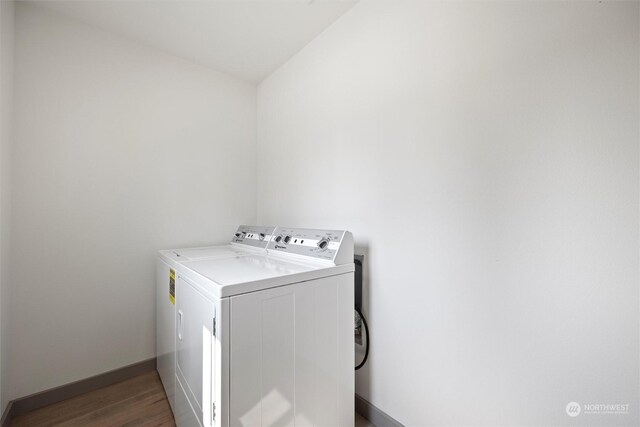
<box><xmin>173</xmin><ymin>245</ymin><xmax>246</xmax><ymax>260</ymax></box>
<box><xmin>159</xmin><ymin>244</ymin><xmax>256</xmax><ymax>265</ymax></box>
<box><xmin>180</xmin><ymin>254</ymin><xmax>353</xmax><ymax>297</ymax></box>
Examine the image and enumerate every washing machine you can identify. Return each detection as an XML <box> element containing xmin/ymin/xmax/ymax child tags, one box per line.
<box><xmin>156</xmin><ymin>225</ymin><xmax>276</xmax><ymax>413</ymax></box>
<box><xmin>172</xmin><ymin>227</ymin><xmax>354</xmax><ymax>427</ymax></box>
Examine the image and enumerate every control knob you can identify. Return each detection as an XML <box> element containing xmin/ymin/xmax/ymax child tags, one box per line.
<box><xmin>283</xmin><ymin>235</ymin><xmax>292</xmax><ymax>244</ymax></box>
<box><xmin>317</xmin><ymin>239</ymin><xmax>329</xmax><ymax>250</ymax></box>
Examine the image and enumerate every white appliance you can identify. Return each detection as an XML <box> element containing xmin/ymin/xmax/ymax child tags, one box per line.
<box><xmin>156</xmin><ymin>225</ymin><xmax>276</xmax><ymax>413</ymax></box>
<box><xmin>161</xmin><ymin>226</ymin><xmax>355</xmax><ymax>427</ymax></box>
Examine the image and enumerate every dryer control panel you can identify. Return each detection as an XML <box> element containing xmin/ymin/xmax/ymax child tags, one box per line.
<box><xmin>267</xmin><ymin>227</ymin><xmax>353</xmax><ymax>264</ymax></box>
<box><xmin>230</xmin><ymin>225</ymin><xmax>275</xmax><ymax>249</ymax></box>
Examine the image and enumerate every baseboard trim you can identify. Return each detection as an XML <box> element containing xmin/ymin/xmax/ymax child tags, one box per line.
<box><xmin>0</xmin><ymin>401</ymin><xmax>13</xmax><ymax>427</ymax></box>
<box><xmin>2</xmin><ymin>362</ymin><xmax>390</xmax><ymax>427</ymax></box>
<box><xmin>356</xmin><ymin>394</ymin><xmax>404</xmax><ymax>427</ymax></box>
<box><xmin>1</xmin><ymin>357</ymin><xmax>156</xmax><ymax>426</ymax></box>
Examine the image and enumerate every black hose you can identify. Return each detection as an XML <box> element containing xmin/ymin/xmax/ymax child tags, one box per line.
<box><xmin>355</xmin><ymin>307</ymin><xmax>369</xmax><ymax>370</ymax></box>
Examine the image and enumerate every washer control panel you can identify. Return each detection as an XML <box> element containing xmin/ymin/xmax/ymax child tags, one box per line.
<box><xmin>231</xmin><ymin>225</ymin><xmax>275</xmax><ymax>249</ymax></box>
<box><xmin>268</xmin><ymin>227</ymin><xmax>346</xmax><ymax>262</ymax></box>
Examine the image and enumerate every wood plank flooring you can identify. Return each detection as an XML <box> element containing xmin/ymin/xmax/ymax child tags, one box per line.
<box><xmin>11</xmin><ymin>372</ymin><xmax>175</xmax><ymax>426</ymax></box>
<box><xmin>10</xmin><ymin>371</ymin><xmax>375</xmax><ymax>426</ymax></box>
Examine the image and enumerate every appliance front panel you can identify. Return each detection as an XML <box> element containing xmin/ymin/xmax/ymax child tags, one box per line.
<box><xmin>176</xmin><ymin>377</ymin><xmax>203</xmax><ymax>427</ymax></box>
<box><xmin>229</xmin><ymin>273</ymin><xmax>354</xmax><ymax>427</ymax></box>
<box><xmin>176</xmin><ymin>275</ymin><xmax>216</xmax><ymax>427</ymax></box>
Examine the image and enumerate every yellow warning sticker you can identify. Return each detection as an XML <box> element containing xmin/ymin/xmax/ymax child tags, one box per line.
<box><xmin>169</xmin><ymin>268</ymin><xmax>175</xmax><ymax>304</ymax></box>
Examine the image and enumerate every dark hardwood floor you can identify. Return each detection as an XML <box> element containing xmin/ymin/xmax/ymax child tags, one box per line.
<box><xmin>10</xmin><ymin>371</ymin><xmax>175</xmax><ymax>426</ymax></box>
<box><xmin>10</xmin><ymin>371</ymin><xmax>374</xmax><ymax>426</ymax></box>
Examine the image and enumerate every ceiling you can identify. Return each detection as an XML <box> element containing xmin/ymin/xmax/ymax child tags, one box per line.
<box><xmin>25</xmin><ymin>0</ymin><xmax>358</xmax><ymax>83</ymax></box>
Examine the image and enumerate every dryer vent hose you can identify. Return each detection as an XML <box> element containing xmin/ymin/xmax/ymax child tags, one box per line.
<box><xmin>355</xmin><ymin>308</ymin><xmax>369</xmax><ymax>371</ymax></box>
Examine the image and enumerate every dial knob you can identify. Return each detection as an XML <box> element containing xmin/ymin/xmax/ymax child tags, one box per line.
<box><xmin>259</xmin><ymin>233</ymin><xmax>265</xmax><ymax>241</ymax></box>
<box><xmin>234</xmin><ymin>232</ymin><xmax>241</xmax><ymax>238</ymax></box>
<box><xmin>274</xmin><ymin>235</ymin><xmax>282</xmax><ymax>243</ymax></box>
<box><xmin>317</xmin><ymin>239</ymin><xmax>329</xmax><ymax>250</ymax></box>
<box><xmin>283</xmin><ymin>235</ymin><xmax>292</xmax><ymax>244</ymax></box>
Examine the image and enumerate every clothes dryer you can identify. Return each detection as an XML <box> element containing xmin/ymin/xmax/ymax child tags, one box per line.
<box><xmin>156</xmin><ymin>225</ymin><xmax>275</xmax><ymax>412</ymax></box>
<box><xmin>172</xmin><ymin>227</ymin><xmax>354</xmax><ymax>427</ymax></box>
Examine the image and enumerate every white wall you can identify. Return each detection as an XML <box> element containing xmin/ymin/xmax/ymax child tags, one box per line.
<box><xmin>257</xmin><ymin>1</ymin><xmax>639</xmax><ymax>426</ymax></box>
<box><xmin>0</xmin><ymin>0</ymin><xmax>15</xmax><ymax>412</ymax></box>
<box><xmin>9</xmin><ymin>3</ymin><xmax>256</xmax><ymax>401</ymax></box>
